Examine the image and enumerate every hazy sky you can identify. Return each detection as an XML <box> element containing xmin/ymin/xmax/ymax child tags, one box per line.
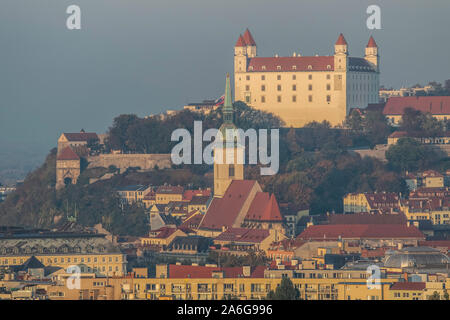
<box><xmin>0</xmin><ymin>0</ymin><xmax>449</xmax><ymax>166</ymax></box>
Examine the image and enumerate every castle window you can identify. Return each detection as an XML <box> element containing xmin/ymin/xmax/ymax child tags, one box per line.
<box><xmin>261</xmin><ymin>75</ymin><xmax>265</xmax><ymax>80</ymax></box>
<box><xmin>292</xmin><ymin>95</ymin><xmax>297</xmax><ymax>102</ymax></box>
<box><xmin>308</xmin><ymin>84</ymin><xmax>313</xmax><ymax>91</ymax></box>
<box><xmin>327</xmin><ymin>65</ymin><xmax>331</xmax><ymax>70</ymax></box>
<box><xmin>292</xmin><ymin>74</ymin><xmax>296</xmax><ymax>80</ymax></box>
<box><xmin>292</xmin><ymin>66</ymin><xmax>297</xmax><ymax>71</ymax></box>
<box><xmin>308</xmin><ymin>95</ymin><xmax>313</xmax><ymax>102</ymax></box>
<box><xmin>308</xmin><ymin>74</ymin><xmax>312</xmax><ymax>80</ymax></box>
<box><xmin>261</xmin><ymin>85</ymin><xmax>265</xmax><ymax>91</ymax></box>
<box><xmin>292</xmin><ymin>84</ymin><xmax>296</xmax><ymax>91</ymax></box>
<box><xmin>261</xmin><ymin>96</ymin><xmax>265</xmax><ymax>103</ymax></box>
<box><xmin>308</xmin><ymin>65</ymin><xmax>312</xmax><ymax>70</ymax></box>
<box><xmin>245</xmin><ymin>85</ymin><xmax>250</xmax><ymax>91</ymax></box>
<box><xmin>327</xmin><ymin>95</ymin><xmax>331</xmax><ymax>102</ymax></box>
<box><xmin>277</xmin><ymin>96</ymin><xmax>282</xmax><ymax>103</ymax></box>
<box><xmin>277</xmin><ymin>66</ymin><xmax>281</xmax><ymax>70</ymax></box>
<box><xmin>229</xmin><ymin>165</ymin><xmax>235</xmax><ymax>177</ymax></box>
<box><xmin>245</xmin><ymin>96</ymin><xmax>250</xmax><ymax>103</ymax></box>
<box><xmin>326</xmin><ymin>84</ymin><xmax>331</xmax><ymax>90</ymax></box>
<box><xmin>327</xmin><ymin>74</ymin><xmax>331</xmax><ymax>80</ymax></box>
<box><xmin>277</xmin><ymin>85</ymin><xmax>281</xmax><ymax>91</ymax></box>
<box><xmin>246</xmin><ymin>75</ymin><xmax>250</xmax><ymax>81</ymax></box>
<box><xmin>262</xmin><ymin>66</ymin><xmax>266</xmax><ymax>70</ymax></box>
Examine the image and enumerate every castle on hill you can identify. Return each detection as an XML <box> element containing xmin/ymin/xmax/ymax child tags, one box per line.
<box><xmin>234</xmin><ymin>29</ymin><xmax>380</xmax><ymax>127</ymax></box>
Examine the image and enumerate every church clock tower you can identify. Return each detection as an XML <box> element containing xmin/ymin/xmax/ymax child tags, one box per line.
<box><xmin>213</xmin><ymin>73</ymin><xmax>244</xmax><ymax>198</ymax></box>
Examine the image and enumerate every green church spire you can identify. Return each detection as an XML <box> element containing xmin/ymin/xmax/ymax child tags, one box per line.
<box><xmin>223</xmin><ymin>73</ymin><xmax>234</xmax><ymax>124</ymax></box>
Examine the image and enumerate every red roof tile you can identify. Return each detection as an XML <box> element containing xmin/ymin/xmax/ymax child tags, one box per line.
<box><xmin>247</xmin><ymin>56</ymin><xmax>334</xmax><ymax>72</ymax></box>
<box><xmin>383</xmin><ymin>96</ymin><xmax>450</xmax><ymax>115</ymax></box>
<box><xmin>390</xmin><ymin>282</ymin><xmax>425</xmax><ymax>291</ymax></box>
<box><xmin>57</xmin><ymin>147</ymin><xmax>80</xmax><ymax>161</ymax></box>
<box><xmin>235</xmin><ymin>34</ymin><xmax>246</xmax><ymax>47</ymax></box>
<box><xmin>328</xmin><ymin>213</ymin><xmax>407</xmax><ymax>225</ymax></box>
<box><xmin>367</xmin><ymin>36</ymin><xmax>377</xmax><ymax>48</ymax></box>
<box><xmin>335</xmin><ymin>33</ymin><xmax>347</xmax><ymax>45</ymax></box>
<box><xmin>243</xmin><ymin>29</ymin><xmax>256</xmax><ymax>46</ymax></box>
<box><xmin>199</xmin><ymin>180</ymin><xmax>258</xmax><ymax>231</ymax></box>
<box><xmin>246</xmin><ymin>193</ymin><xmax>283</xmax><ymax>222</ymax></box>
<box><xmin>215</xmin><ymin>228</ymin><xmax>270</xmax><ymax>244</ymax></box>
<box><xmin>389</xmin><ymin>131</ymin><xmax>408</xmax><ymax>139</ymax></box>
<box><xmin>298</xmin><ymin>224</ymin><xmax>424</xmax><ymax>240</ymax></box>
<box><xmin>63</xmin><ymin>132</ymin><xmax>98</xmax><ymax>142</ymax></box>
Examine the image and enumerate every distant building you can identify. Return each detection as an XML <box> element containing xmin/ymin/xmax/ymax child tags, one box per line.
<box><xmin>383</xmin><ymin>96</ymin><xmax>450</xmax><ymax>125</ymax></box>
<box><xmin>55</xmin><ymin>147</ymin><xmax>81</xmax><ymax>189</ymax></box>
<box><xmin>117</xmin><ymin>185</ymin><xmax>152</xmax><ymax>206</ymax></box>
<box><xmin>343</xmin><ymin>192</ymin><xmax>401</xmax><ymax>214</ymax></box>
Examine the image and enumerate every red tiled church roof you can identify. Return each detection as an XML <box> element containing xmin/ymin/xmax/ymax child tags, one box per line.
<box><xmin>57</xmin><ymin>147</ymin><xmax>80</xmax><ymax>161</ymax></box>
<box><xmin>298</xmin><ymin>224</ymin><xmax>424</xmax><ymax>240</ymax></box>
<box><xmin>246</xmin><ymin>193</ymin><xmax>283</xmax><ymax>222</ymax></box>
<box><xmin>383</xmin><ymin>96</ymin><xmax>450</xmax><ymax>115</ymax></box>
<box><xmin>199</xmin><ymin>180</ymin><xmax>258</xmax><ymax>231</ymax></box>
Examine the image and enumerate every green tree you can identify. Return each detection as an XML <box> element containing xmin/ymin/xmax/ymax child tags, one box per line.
<box><xmin>386</xmin><ymin>138</ymin><xmax>434</xmax><ymax>172</ymax></box>
<box><xmin>266</xmin><ymin>277</ymin><xmax>300</xmax><ymax>300</ymax></box>
<box><xmin>345</xmin><ymin>109</ymin><xmax>363</xmax><ymax>133</ymax></box>
<box><xmin>428</xmin><ymin>291</ymin><xmax>440</xmax><ymax>300</ymax></box>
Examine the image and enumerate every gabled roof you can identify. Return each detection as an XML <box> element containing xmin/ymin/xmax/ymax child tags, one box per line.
<box><xmin>245</xmin><ymin>193</ymin><xmax>283</xmax><ymax>222</ymax></box>
<box><xmin>298</xmin><ymin>224</ymin><xmax>425</xmax><ymax>240</ymax></box>
<box><xmin>383</xmin><ymin>96</ymin><xmax>450</xmax><ymax>115</ymax></box>
<box><xmin>335</xmin><ymin>33</ymin><xmax>347</xmax><ymax>45</ymax></box>
<box><xmin>63</xmin><ymin>132</ymin><xmax>98</xmax><ymax>142</ymax></box>
<box><xmin>199</xmin><ymin>180</ymin><xmax>258</xmax><ymax>231</ymax></box>
<box><xmin>367</xmin><ymin>36</ymin><xmax>377</xmax><ymax>48</ymax></box>
<box><xmin>57</xmin><ymin>147</ymin><xmax>80</xmax><ymax>161</ymax></box>
<box><xmin>243</xmin><ymin>29</ymin><xmax>256</xmax><ymax>46</ymax></box>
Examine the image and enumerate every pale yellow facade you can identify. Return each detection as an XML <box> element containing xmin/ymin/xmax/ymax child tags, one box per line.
<box><xmin>234</xmin><ymin>33</ymin><xmax>379</xmax><ymax>127</ymax></box>
<box><xmin>213</xmin><ymin>145</ymin><xmax>244</xmax><ymax>198</ymax></box>
<box><xmin>0</xmin><ymin>253</ymin><xmax>127</xmax><ymax>277</ymax></box>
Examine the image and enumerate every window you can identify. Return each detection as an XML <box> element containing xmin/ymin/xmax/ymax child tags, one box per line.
<box><xmin>246</xmin><ymin>75</ymin><xmax>250</xmax><ymax>81</ymax></box>
<box><xmin>245</xmin><ymin>85</ymin><xmax>250</xmax><ymax>91</ymax></box>
<box><xmin>292</xmin><ymin>84</ymin><xmax>296</xmax><ymax>91</ymax></box>
<box><xmin>262</xmin><ymin>66</ymin><xmax>266</xmax><ymax>70</ymax></box>
<box><xmin>229</xmin><ymin>165</ymin><xmax>235</xmax><ymax>177</ymax></box>
<box><xmin>277</xmin><ymin>96</ymin><xmax>282</xmax><ymax>103</ymax></box>
<box><xmin>308</xmin><ymin>84</ymin><xmax>313</xmax><ymax>91</ymax></box>
<box><xmin>261</xmin><ymin>75</ymin><xmax>265</xmax><ymax>80</ymax></box>
<box><xmin>292</xmin><ymin>74</ymin><xmax>296</xmax><ymax>79</ymax></box>
<box><xmin>261</xmin><ymin>96</ymin><xmax>265</xmax><ymax>103</ymax></box>
<box><xmin>292</xmin><ymin>95</ymin><xmax>297</xmax><ymax>102</ymax></box>
<box><xmin>327</xmin><ymin>95</ymin><xmax>331</xmax><ymax>102</ymax></box>
<box><xmin>261</xmin><ymin>85</ymin><xmax>265</xmax><ymax>91</ymax></box>
<box><xmin>308</xmin><ymin>95</ymin><xmax>313</xmax><ymax>102</ymax></box>
<box><xmin>277</xmin><ymin>75</ymin><xmax>281</xmax><ymax>80</ymax></box>
<box><xmin>308</xmin><ymin>65</ymin><xmax>312</xmax><ymax>70</ymax></box>
<box><xmin>277</xmin><ymin>85</ymin><xmax>281</xmax><ymax>91</ymax></box>
<box><xmin>326</xmin><ymin>74</ymin><xmax>331</xmax><ymax>80</ymax></box>
<box><xmin>326</xmin><ymin>84</ymin><xmax>331</xmax><ymax>90</ymax></box>
<box><xmin>277</xmin><ymin>66</ymin><xmax>281</xmax><ymax>70</ymax></box>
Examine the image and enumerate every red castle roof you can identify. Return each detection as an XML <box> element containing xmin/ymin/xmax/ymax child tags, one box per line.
<box><xmin>57</xmin><ymin>147</ymin><xmax>80</xmax><ymax>161</ymax></box>
<box><xmin>243</xmin><ymin>29</ymin><xmax>256</xmax><ymax>46</ymax></box>
<box><xmin>367</xmin><ymin>36</ymin><xmax>377</xmax><ymax>48</ymax></box>
<box><xmin>335</xmin><ymin>33</ymin><xmax>347</xmax><ymax>45</ymax></box>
